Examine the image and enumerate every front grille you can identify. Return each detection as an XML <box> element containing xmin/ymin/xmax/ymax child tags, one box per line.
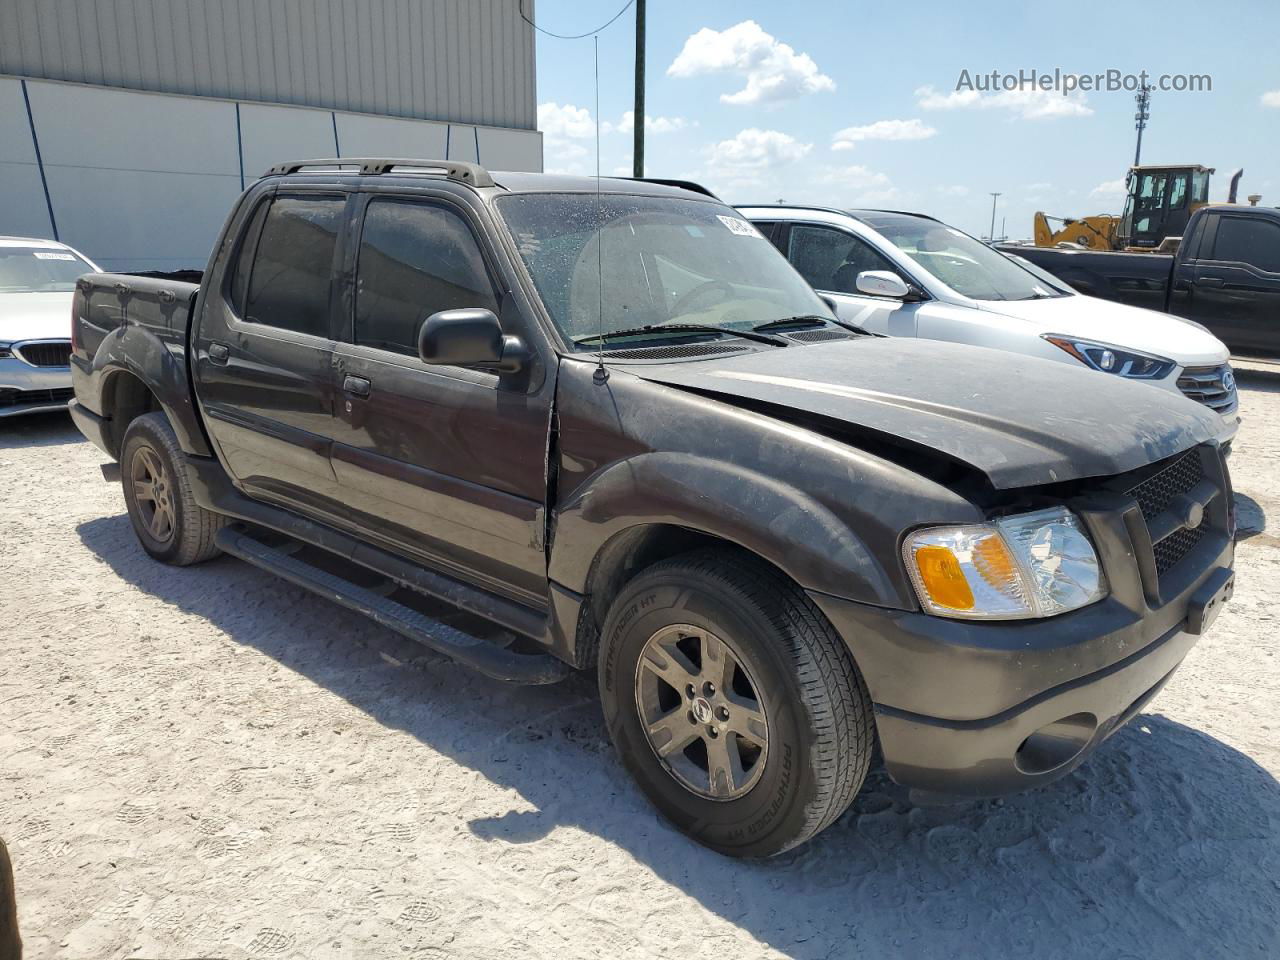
<box><xmin>14</xmin><ymin>340</ymin><xmax>72</xmax><ymax>367</ymax></box>
<box><xmin>0</xmin><ymin>387</ymin><xmax>74</xmax><ymax>408</ymax></box>
<box><xmin>1126</xmin><ymin>448</ymin><xmax>1205</xmax><ymax>524</ymax></box>
<box><xmin>1177</xmin><ymin>363</ymin><xmax>1237</xmax><ymax>413</ymax></box>
<box><xmin>1124</xmin><ymin>448</ymin><xmax>1216</xmax><ymax>577</ymax></box>
<box><xmin>1152</xmin><ymin>524</ymin><xmax>1207</xmax><ymax>575</ymax></box>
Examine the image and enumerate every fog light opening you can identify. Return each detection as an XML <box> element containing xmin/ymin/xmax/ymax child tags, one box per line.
<box><xmin>1014</xmin><ymin>712</ymin><xmax>1098</xmax><ymax>775</ymax></box>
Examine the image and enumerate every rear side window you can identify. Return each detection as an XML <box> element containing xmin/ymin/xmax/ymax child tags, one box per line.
<box><xmin>1211</xmin><ymin>217</ymin><xmax>1280</xmax><ymax>273</ymax></box>
<box><xmin>243</xmin><ymin>196</ymin><xmax>345</xmax><ymax>336</ymax></box>
<box><xmin>354</xmin><ymin>199</ymin><xmax>498</xmax><ymax>356</ymax></box>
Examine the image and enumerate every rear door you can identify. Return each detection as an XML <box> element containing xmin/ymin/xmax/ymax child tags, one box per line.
<box><xmin>781</xmin><ymin>222</ymin><xmax>920</xmax><ymax>336</ymax></box>
<box><xmin>325</xmin><ymin>190</ymin><xmax>552</xmax><ymax>604</ymax></box>
<box><xmin>193</xmin><ymin>188</ymin><xmax>350</xmax><ymax>515</ymax></box>
<box><xmin>1186</xmin><ymin>214</ymin><xmax>1280</xmax><ymax>352</ymax></box>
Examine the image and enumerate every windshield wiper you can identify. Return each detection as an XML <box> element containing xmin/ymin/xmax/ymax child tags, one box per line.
<box><xmin>754</xmin><ymin>314</ymin><xmax>875</xmax><ymax>337</ymax></box>
<box><xmin>573</xmin><ymin>323</ymin><xmax>788</xmax><ymax>348</ymax></box>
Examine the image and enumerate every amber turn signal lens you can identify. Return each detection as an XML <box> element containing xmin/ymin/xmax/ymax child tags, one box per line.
<box><xmin>911</xmin><ymin>544</ymin><xmax>976</xmax><ymax>611</ymax></box>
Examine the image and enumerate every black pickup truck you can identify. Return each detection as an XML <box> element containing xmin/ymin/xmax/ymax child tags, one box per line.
<box><xmin>71</xmin><ymin>159</ymin><xmax>1235</xmax><ymax>856</ymax></box>
<box><xmin>1003</xmin><ymin>204</ymin><xmax>1280</xmax><ymax>354</ymax></box>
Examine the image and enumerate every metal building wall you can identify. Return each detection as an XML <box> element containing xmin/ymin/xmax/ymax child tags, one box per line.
<box><xmin>1</xmin><ymin>76</ymin><xmax>542</xmax><ymax>272</ymax></box>
<box><xmin>0</xmin><ymin>0</ymin><xmax>536</xmax><ymax>130</ymax></box>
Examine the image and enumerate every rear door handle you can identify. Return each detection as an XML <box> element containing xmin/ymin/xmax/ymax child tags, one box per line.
<box><xmin>208</xmin><ymin>342</ymin><xmax>230</xmax><ymax>363</ymax></box>
<box><xmin>343</xmin><ymin>375</ymin><xmax>371</xmax><ymax>397</ymax></box>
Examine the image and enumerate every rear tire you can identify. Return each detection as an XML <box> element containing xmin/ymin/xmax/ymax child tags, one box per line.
<box><xmin>120</xmin><ymin>412</ymin><xmax>226</xmax><ymax>566</ymax></box>
<box><xmin>598</xmin><ymin>549</ymin><xmax>875</xmax><ymax>857</ymax></box>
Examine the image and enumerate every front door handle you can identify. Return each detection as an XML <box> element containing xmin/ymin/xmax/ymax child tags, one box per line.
<box><xmin>1198</xmin><ymin>277</ymin><xmax>1225</xmax><ymax>288</ymax></box>
<box><xmin>343</xmin><ymin>375</ymin><xmax>371</xmax><ymax>397</ymax></box>
<box><xmin>208</xmin><ymin>342</ymin><xmax>230</xmax><ymax>363</ymax></box>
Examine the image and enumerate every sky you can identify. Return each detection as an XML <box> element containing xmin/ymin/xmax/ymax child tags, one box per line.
<box><xmin>531</xmin><ymin>0</ymin><xmax>1280</xmax><ymax>240</ymax></box>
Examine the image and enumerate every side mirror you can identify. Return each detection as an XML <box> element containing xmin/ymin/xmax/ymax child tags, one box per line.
<box><xmin>855</xmin><ymin>270</ymin><xmax>911</xmax><ymax>299</ymax></box>
<box><xmin>418</xmin><ymin>307</ymin><xmax>528</xmax><ymax>373</ymax></box>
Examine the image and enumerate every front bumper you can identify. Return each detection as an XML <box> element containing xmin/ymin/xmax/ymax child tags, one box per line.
<box><xmin>810</xmin><ymin>445</ymin><xmax>1236</xmax><ymax>798</ymax></box>
<box><xmin>0</xmin><ymin>356</ymin><xmax>72</xmax><ymax>417</ymax></box>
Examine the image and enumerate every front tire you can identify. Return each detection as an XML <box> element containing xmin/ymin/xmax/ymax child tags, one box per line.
<box><xmin>120</xmin><ymin>412</ymin><xmax>226</xmax><ymax>566</ymax></box>
<box><xmin>598</xmin><ymin>549</ymin><xmax>875</xmax><ymax>857</ymax></box>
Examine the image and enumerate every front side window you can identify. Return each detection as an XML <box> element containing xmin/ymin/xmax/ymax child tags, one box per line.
<box><xmin>0</xmin><ymin>247</ymin><xmax>94</xmax><ymax>293</ymax></box>
<box><xmin>354</xmin><ymin>200</ymin><xmax>499</xmax><ymax>356</ymax></box>
<box><xmin>1212</xmin><ymin>217</ymin><xmax>1280</xmax><ymax>273</ymax></box>
<box><xmin>496</xmin><ymin>193</ymin><xmax>830</xmax><ymax>347</ymax></box>
<box><xmin>861</xmin><ymin>213</ymin><xmax>1064</xmax><ymax>301</ymax></box>
<box><xmin>1167</xmin><ymin>173</ymin><xmax>1189</xmax><ymax>210</ymax></box>
<box><xmin>786</xmin><ymin>224</ymin><xmax>898</xmax><ymax>295</ymax></box>
<box><xmin>243</xmin><ymin>196</ymin><xmax>345</xmax><ymax>336</ymax></box>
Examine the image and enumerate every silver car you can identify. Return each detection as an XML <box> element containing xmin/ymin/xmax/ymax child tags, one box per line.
<box><xmin>0</xmin><ymin>237</ymin><xmax>100</xmax><ymax>417</ymax></box>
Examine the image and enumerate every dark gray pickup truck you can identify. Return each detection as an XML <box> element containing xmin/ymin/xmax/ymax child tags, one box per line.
<box><xmin>1004</xmin><ymin>204</ymin><xmax>1280</xmax><ymax>354</ymax></box>
<box><xmin>71</xmin><ymin>159</ymin><xmax>1235</xmax><ymax>856</ymax></box>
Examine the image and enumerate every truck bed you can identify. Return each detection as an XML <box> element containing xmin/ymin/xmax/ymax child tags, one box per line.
<box><xmin>998</xmin><ymin>244</ymin><xmax>1174</xmax><ymax>312</ymax></box>
<box><xmin>74</xmin><ymin>272</ymin><xmax>200</xmax><ymax>360</ymax></box>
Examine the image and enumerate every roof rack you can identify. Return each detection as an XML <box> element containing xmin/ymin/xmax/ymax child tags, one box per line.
<box><xmin>263</xmin><ymin>158</ymin><xmax>495</xmax><ymax>188</ymax></box>
<box><xmin>621</xmin><ymin>177</ymin><xmax>720</xmax><ymax>200</ymax></box>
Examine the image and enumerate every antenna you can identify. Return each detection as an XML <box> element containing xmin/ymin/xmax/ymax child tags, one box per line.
<box><xmin>593</xmin><ymin>33</ymin><xmax>609</xmax><ymax>384</ymax></box>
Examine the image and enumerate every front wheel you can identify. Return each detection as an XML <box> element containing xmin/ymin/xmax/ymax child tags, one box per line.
<box><xmin>598</xmin><ymin>549</ymin><xmax>875</xmax><ymax>857</ymax></box>
<box><xmin>120</xmin><ymin>412</ymin><xmax>226</xmax><ymax>566</ymax></box>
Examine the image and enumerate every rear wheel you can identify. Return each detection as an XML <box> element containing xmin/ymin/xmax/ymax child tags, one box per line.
<box><xmin>120</xmin><ymin>412</ymin><xmax>226</xmax><ymax>565</ymax></box>
<box><xmin>598</xmin><ymin>549</ymin><xmax>875</xmax><ymax>857</ymax></box>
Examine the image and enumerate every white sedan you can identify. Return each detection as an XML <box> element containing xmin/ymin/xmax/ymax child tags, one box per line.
<box><xmin>740</xmin><ymin>205</ymin><xmax>1239</xmax><ymax>442</ymax></box>
<box><xmin>0</xmin><ymin>236</ymin><xmax>100</xmax><ymax>417</ymax></box>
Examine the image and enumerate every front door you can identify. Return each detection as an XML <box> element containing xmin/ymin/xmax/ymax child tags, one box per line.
<box><xmin>1184</xmin><ymin>214</ymin><xmax>1280</xmax><ymax>353</ymax></box>
<box><xmin>194</xmin><ymin>191</ymin><xmax>349</xmax><ymax>515</ymax></box>
<box><xmin>326</xmin><ymin>193</ymin><xmax>552</xmax><ymax>604</ymax></box>
<box><xmin>782</xmin><ymin>223</ymin><xmax>920</xmax><ymax>336</ymax></box>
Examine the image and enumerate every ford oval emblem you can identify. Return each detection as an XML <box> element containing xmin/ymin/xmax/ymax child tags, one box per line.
<box><xmin>1185</xmin><ymin>501</ymin><xmax>1205</xmax><ymax>530</ymax></box>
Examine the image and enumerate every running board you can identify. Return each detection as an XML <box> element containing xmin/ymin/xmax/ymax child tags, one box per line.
<box><xmin>214</xmin><ymin>526</ymin><xmax>572</xmax><ymax>685</ymax></box>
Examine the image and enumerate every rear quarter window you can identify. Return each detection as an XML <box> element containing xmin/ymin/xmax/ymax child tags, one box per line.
<box><xmin>242</xmin><ymin>196</ymin><xmax>345</xmax><ymax>336</ymax></box>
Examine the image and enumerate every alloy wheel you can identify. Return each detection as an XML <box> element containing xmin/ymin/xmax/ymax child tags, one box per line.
<box><xmin>130</xmin><ymin>445</ymin><xmax>176</xmax><ymax>543</ymax></box>
<box><xmin>634</xmin><ymin>624</ymin><xmax>770</xmax><ymax>800</ymax></box>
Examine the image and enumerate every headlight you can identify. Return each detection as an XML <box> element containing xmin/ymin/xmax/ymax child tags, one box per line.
<box><xmin>903</xmin><ymin>507</ymin><xmax>1106</xmax><ymax>620</ymax></box>
<box><xmin>1043</xmin><ymin>334</ymin><xmax>1174</xmax><ymax>380</ymax></box>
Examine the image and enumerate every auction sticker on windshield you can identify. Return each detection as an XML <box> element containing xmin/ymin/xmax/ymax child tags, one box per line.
<box><xmin>33</xmin><ymin>252</ymin><xmax>76</xmax><ymax>260</ymax></box>
<box><xmin>718</xmin><ymin>215</ymin><xmax>760</xmax><ymax>237</ymax></box>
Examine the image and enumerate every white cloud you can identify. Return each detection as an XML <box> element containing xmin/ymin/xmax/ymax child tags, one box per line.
<box><xmin>1262</xmin><ymin>90</ymin><xmax>1280</xmax><ymax>108</ymax></box>
<box><xmin>832</xmin><ymin>118</ymin><xmax>936</xmax><ymax>150</ymax></box>
<box><xmin>1090</xmin><ymin>178</ymin><xmax>1128</xmax><ymax>200</ymax></box>
<box><xmin>705</xmin><ymin>128</ymin><xmax>812</xmax><ymax>173</ymax></box>
<box><xmin>815</xmin><ymin>165</ymin><xmax>901</xmax><ymax>206</ymax></box>
<box><xmin>668</xmin><ymin>20</ymin><xmax>835</xmax><ymax>106</ymax></box>
<box><xmin>615</xmin><ymin>111</ymin><xmax>690</xmax><ymax>135</ymax></box>
<box><xmin>538</xmin><ymin>102</ymin><xmax>598</xmax><ymax>139</ymax></box>
<box><xmin>937</xmin><ymin>184</ymin><xmax>970</xmax><ymax>197</ymax></box>
<box><xmin>916</xmin><ymin>83</ymin><xmax>1093</xmax><ymax>119</ymax></box>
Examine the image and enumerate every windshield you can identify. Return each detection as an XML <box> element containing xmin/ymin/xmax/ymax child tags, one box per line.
<box><xmin>0</xmin><ymin>247</ymin><xmax>93</xmax><ymax>293</ymax></box>
<box><xmin>496</xmin><ymin>193</ymin><xmax>831</xmax><ymax>348</ymax></box>
<box><xmin>861</xmin><ymin>214</ymin><xmax>1065</xmax><ymax>301</ymax></box>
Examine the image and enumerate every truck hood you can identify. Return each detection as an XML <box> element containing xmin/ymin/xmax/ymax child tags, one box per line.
<box><xmin>972</xmin><ymin>293</ymin><xmax>1229</xmax><ymax>367</ymax></box>
<box><xmin>631</xmin><ymin>337</ymin><xmax>1222</xmax><ymax>489</ymax></box>
<box><xmin>0</xmin><ymin>292</ymin><xmax>74</xmax><ymax>342</ymax></box>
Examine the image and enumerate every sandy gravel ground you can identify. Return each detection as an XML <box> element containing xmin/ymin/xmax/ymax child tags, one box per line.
<box><xmin>2</xmin><ymin>377</ymin><xmax>1279</xmax><ymax>960</ymax></box>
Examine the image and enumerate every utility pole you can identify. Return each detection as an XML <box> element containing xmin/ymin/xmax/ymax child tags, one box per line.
<box><xmin>1133</xmin><ymin>83</ymin><xmax>1152</xmax><ymax>167</ymax></box>
<box><xmin>988</xmin><ymin>192</ymin><xmax>1001</xmax><ymax>241</ymax></box>
<box><xmin>632</xmin><ymin>0</ymin><xmax>646</xmax><ymax>178</ymax></box>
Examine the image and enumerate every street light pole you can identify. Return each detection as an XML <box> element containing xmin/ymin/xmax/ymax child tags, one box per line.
<box><xmin>988</xmin><ymin>192</ymin><xmax>1001</xmax><ymax>241</ymax></box>
<box><xmin>632</xmin><ymin>0</ymin><xmax>646</xmax><ymax>178</ymax></box>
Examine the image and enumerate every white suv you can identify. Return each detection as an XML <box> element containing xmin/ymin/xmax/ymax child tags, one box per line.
<box><xmin>739</xmin><ymin>206</ymin><xmax>1239</xmax><ymax>440</ymax></box>
<box><xmin>0</xmin><ymin>237</ymin><xmax>100</xmax><ymax>417</ymax></box>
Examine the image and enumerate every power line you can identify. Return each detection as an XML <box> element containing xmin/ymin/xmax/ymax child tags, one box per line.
<box><xmin>518</xmin><ymin>0</ymin><xmax>636</xmax><ymax>40</ymax></box>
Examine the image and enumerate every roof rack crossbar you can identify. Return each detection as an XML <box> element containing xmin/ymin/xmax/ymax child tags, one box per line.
<box><xmin>264</xmin><ymin>158</ymin><xmax>495</xmax><ymax>187</ymax></box>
